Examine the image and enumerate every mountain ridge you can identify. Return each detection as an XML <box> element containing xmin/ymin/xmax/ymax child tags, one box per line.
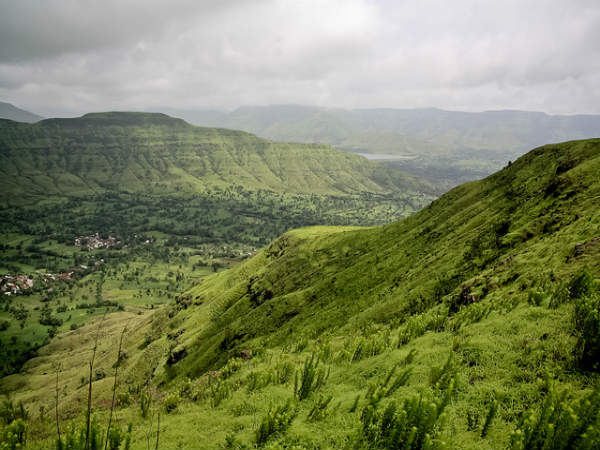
<box><xmin>0</xmin><ymin>101</ymin><xmax>43</xmax><ymax>123</ymax></box>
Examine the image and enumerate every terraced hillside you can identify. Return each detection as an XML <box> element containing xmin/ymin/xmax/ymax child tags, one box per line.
<box><xmin>0</xmin><ymin>112</ymin><xmax>435</xmax><ymax>252</ymax></box>
<box><xmin>2</xmin><ymin>139</ymin><xmax>599</xmax><ymax>449</ymax></box>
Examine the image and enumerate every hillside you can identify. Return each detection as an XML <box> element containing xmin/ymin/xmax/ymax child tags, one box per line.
<box><xmin>0</xmin><ymin>111</ymin><xmax>435</xmax><ymax>251</ymax></box>
<box><xmin>173</xmin><ymin>105</ymin><xmax>600</xmax><ymax>187</ymax></box>
<box><xmin>0</xmin><ymin>101</ymin><xmax>43</xmax><ymax>123</ymax></box>
<box><xmin>2</xmin><ymin>139</ymin><xmax>599</xmax><ymax>449</ymax></box>
<box><xmin>0</xmin><ymin>111</ymin><xmax>433</xmax><ymax>201</ymax></box>
<box><xmin>0</xmin><ymin>111</ymin><xmax>435</xmax><ymax>380</ymax></box>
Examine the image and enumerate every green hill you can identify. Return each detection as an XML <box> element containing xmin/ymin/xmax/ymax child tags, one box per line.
<box><xmin>0</xmin><ymin>111</ymin><xmax>432</xmax><ymax>201</ymax></box>
<box><xmin>2</xmin><ymin>139</ymin><xmax>599</xmax><ymax>449</ymax></box>
<box><xmin>175</xmin><ymin>105</ymin><xmax>600</xmax><ymax>188</ymax></box>
<box><xmin>0</xmin><ymin>111</ymin><xmax>435</xmax><ymax>253</ymax></box>
<box><xmin>0</xmin><ymin>101</ymin><xmax>42</xmax><ymax>123</ymax></box>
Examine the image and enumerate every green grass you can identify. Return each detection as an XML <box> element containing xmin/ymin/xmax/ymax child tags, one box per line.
<box><xmin>1</xmin><ymin>138</ymin><xmax>600</xmax><ymax>449</ymax></box>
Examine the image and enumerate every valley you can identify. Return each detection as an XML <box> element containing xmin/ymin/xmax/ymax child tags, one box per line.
<box><xmin>0</xmin><ymin>111</ymin><xmax>435</xmax><ymax>380</ymax></box>
<box><xmin>1</xmin><ymin>136</ymin><xmax>599</xmax><ymax>449</ymax></box>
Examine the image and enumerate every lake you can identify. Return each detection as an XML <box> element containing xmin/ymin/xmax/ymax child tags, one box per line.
<box><xmin>351</xmin><ymin>152</ymin><xmax>415</xmax><ymax>160</ymax></box>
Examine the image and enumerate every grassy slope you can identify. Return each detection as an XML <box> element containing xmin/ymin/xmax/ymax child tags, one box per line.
<box><xmin>0</xmin><ymin>112</ymin><xmax>433</xmax><ymax>204</ymax></box>
<box><xmin>174</xmin><ymin>139</ymin><xmax>600</xmax><ymax>374</ymax></box>
<box><xmin>2</xmin><ymin>139</ymin><xmax>600</xmax><ymax>449</ymax></box>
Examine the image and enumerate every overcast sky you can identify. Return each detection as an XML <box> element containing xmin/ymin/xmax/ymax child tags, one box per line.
<box><xmin>1</xmin><ymin>0</ymin><xmax>599</xmax><ymax>117</ymax></box>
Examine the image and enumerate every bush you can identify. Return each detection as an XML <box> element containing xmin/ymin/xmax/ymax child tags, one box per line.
<box><xmin>356</xmin><ymin>380</ymin><xmax>454</xmax><ymax>449</ymax></box>
<box><xmin>107</xmin><ymin>423</ymin><xmax>132</xmax><ymax>450</ymax></box>
<box><xmin>0</xmin><ymin>400</ymin><xmax>28</xmax><ymax>425</ymax></box>
<box><xmin>307</xmin><ymin>395</ymin><xmax>333</xmax><ymax>422</ymax></box>
<box><xmin>0</xmin><ymin>418</ymin><xmax>26</xmax><ymax>449</ymax></box>
<box><xmin>255</xmin><ymin>400</ymin><xmax>297</xmax><ymax>446</ymax></box>
<box><xmin>139</xmin><ymin>390</ymin><xmax>151</xmax><ymax>419</ymax></box>
<box><xmin>568</xmin><ymin>268</ymin><xmax>595</xmax><ymax>300</ymax></box>
<box><xmin>510</xmin><ymin>381</ymin><xmax>600</xmax><ymax>450</ymax></box>
<box><xmin>397</xmin><ymin>308</ymin><xmax>447</xmax><ymax>347</ymax></box>
<box><xmin>164</xmin><ymin>391</ymin><xmax>179</xmax><ymax>413</ymax></box>
<box><xmin>274</xmin><ymin>361</ymin><xmax>294</xmax><ymax>384</ymax></box>
<box><xmin>573</xmin><ymin>292</ymin><xmax>600</xmax><ymax>371</ymax></box>
<box><xmin>294</xmin><ymin>354</ymin><xmax>330</xmax><ymax>401</ymax></box>
<box><xmin>567</xmin><ymin>268</ymin><xmax>600</xmax><ymax>370</ymax></box>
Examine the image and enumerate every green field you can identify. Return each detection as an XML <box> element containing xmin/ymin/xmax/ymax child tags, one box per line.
<box><xmin>1</xmin><ymin>139</ymin><xmax>599</xmax><ymax>449</ymax></box>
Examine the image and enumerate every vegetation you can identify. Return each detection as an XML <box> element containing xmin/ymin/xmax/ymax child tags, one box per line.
<box><xmin>0</xmin><ymin>111</ymin><xmax>437</xmax><ymax>378</ymax></box>
<box><xmin>176</xmin><ymin>104</ymin><xmax>600</xmax><ymax>188</ymax></box>
<box><xmin>0</xmin><ymin>138</ymin><xmax>599</xmax><ymax>449</ymax></box>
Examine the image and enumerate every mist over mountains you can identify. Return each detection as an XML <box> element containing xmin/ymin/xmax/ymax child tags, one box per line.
<box><xmin>160</xmin><ymin>104</ymin><xmax>600</xmax><ymax>187</ymax></box>
<box><xmin>0</xmin><ymin>101</ymin><xmax>43</xmax><ymax>123</ymax></box>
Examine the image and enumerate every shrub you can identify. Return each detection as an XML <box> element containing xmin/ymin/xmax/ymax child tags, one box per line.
<box><xmin>480</xmin><ymin>396</ymin><xmax>498</xmax><ymax>438</ymax></box>
<box><xmin>139</xmin><ymin>390</ymin><xmax>151</xmax><ymax>419</ymax></box>
<box><xmin>307</xmin><ymin>395</ymin><xmax>333</xmax><ymax>422</ymax></box>
<box><xmin>429</xmin><ymin>354</ymin><xmax>456</xmax><ymax>391</ymax></box>
<box><xmin>0</xmin><ymin>400</ymin><xmax>28</xmax><ymax>425</ymax></box>
<box><xmin>116</xmin><ymin>392</ymin><xmax>131</xmax><ymax>407</ymax></box>
<box><xmin>573</xmin><ymin>292</ymin><xmax>600</xmax><ymax>371</ymax></box>
<box><xmin>255</xmin><ymin>400</ymin><xmax>297</xmax><ymax>446</ymax></box>
<box><xmin>164</xmin><ymin>391</ymin><xmax>179</xmax><ymax>413</ymax></box>
<box><xmin>397</xmin><ymin>308</ymin><xmax>447</xmax><ymax>347</ymax></box>
<box><xmin>364</xmin><ymin>364</ymin><xmax>412</xmax><ymax>404</ymax></box>
<box><xmin>0</xmin><ymin>418</ymin><xmax>26</xmax><ymax>449</ymax></box>
<box><xmin>351</xmin><ymin>332</ymin><xmax>391</xmax><ymax>362</ymax></box>
<box><xmin>220</xmin><ymin>358</ymin><xmax>243</xmax><ymax>379</ymax></box>
<box><xmin>356</xmin><ymin>379</ymin><xmax>454</xmax><ymax>449</ymax></box>
<box><xmin>568</xmin><ymin>268</ymin><xmax>595</xmax><ymax>300</ymax></box>
<box><xmin>245</xmin><ymin>371</ymin><xmax>271</xmax><ymax>393</ymax></box>
<box><xmin>209</xmin><ymin>379</ymin><xmax>231</xmax><ymax>408</ymax></box>
<box><xmin>274</xmin><ymin>361</ymin><xmax>294</xmax><ymax>384</ymax></box>
<box><xmin>107</xmin><ymin>423</ymin><xmax>132</xmax><ymax>450</ymax></box>
<box><xmin>527</xmin><ymin>290</ymin><xmax>547</xmax><ymax>306</ymax></box>
<box><xmin>294</xmin><ymin>354</ymin><xmax>329</xmax><ymax>401</ymax></box>
<box><xmin>510</xmin><ymin>382</ymin><xmax>600</xmax><ymax>450</ymax></box>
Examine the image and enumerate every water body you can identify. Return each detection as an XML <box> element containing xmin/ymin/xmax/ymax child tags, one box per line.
<box><xmin>352</xmin><ymin>152</ymin><xmax>415</xmax><ymax>161</ymax></box>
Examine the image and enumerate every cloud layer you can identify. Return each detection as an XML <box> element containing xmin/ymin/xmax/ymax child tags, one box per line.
<box><xmin>1</xmin><ymin>0</ymin><xmax>599</xmax><ymax>116</ymax></box>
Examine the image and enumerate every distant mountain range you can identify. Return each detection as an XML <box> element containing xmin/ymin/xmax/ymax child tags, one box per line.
<box><xmin>162</xmin><ymin>105</ymin><xmax>600</xmax><ymax>187</ymax></box>
<box><xmin>164</xmin><ymin>104</ymin><xmax>600</xmax><ymax>156</ymax></box>
<box><xmin>0</xmin><ymin>101</ymin><xmax>43</xmax><ymax>123</ymax></box>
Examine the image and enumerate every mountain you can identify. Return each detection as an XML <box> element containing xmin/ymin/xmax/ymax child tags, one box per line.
<box><xmin>0</xmin><ymin>111</ymin><xmax>436</xmax><ymax>262</ymax></box>
<box><xmin>3</xmin><ymin>139</ymin><xmax>599</xmax><ymax>449</ymax></box>
<box><xmin>172</xmin><ymin>105</ymin><xmax>600</xmax><ymax>187</ymax></box>
<box><xmin>0</xmin><ymin>111</ymin><xmax>432</xmax><ymax>201</ymax></box>
<box><xmin>0</xmin><ymin>101</ymin><xmax>43</xmax><ymax>123</ymax></box>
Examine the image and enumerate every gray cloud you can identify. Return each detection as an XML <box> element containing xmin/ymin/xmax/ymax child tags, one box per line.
<box><xmin>0</xmin><ymin>0</ymin><xmax>599</xmax><ymax>116</ymax></box>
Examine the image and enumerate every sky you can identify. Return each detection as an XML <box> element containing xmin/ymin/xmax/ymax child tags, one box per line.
<box><xmin>1</xmin><ymin>0</ymin><xmax>599</xmax><ymax>117</ymax></box>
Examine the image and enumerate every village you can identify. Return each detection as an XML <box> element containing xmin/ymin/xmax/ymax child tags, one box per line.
<box><xmin>0</xmin><ymin>274</ymin><xmax>34</xmax><ymax>296</ymax></box>
<box><xmin>1</xmin><ymin>260</ymin><xmax>103</xmax><ymax>296</ymax></box>
<box><xmin>74</xmin><ymin>232</ymin><xmax>120</xmax><ymax>250</ymax></box>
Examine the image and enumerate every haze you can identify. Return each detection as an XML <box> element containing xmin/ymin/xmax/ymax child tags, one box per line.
<box><xmin>1</xmin><ymin>0</ymin><xmax>599</xmax><ymax>117</ymax></box>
